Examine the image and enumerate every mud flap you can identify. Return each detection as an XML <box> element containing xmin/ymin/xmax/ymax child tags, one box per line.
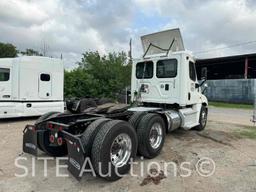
<box><xmin>62</xmin><ymin>131</ymin><xmax>85</xmax><ymax>180</ymax></box>
<box><xmin>23</xmin><ymin>125</ymin><xmax>38</xmax><ymax>156</ymax></box>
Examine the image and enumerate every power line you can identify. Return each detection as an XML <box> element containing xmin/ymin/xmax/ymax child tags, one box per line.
<box><xmin>194</xmin><ymin>40</ymin><xmax>256</xmax><ymax>54</ymax></box>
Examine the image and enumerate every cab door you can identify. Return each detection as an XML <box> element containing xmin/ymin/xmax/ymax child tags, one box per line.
<box><xmin>188</xmin><ymin>61</ymin><xmax>200</xmax><ymax>104</ymax></box>
<box><xmin>0</xmin><ymin>67</ymin><xmax>12</xmax><ymax>100</ymax></box>
<box><xmin>39</xmin><ymin>73</ymin><xmax>52</xmax><ymax>99</ymax></box>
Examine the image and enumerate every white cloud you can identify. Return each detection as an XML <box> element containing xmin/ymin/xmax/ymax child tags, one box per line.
<box><xmin>135</xmin><ymin>0</ymin><xmax>256</xmax><ymax>58</ymax></box>
<box><xmin>0</xmin><ymin>0</ymin><xmax>49</xmax><ymax>26</ymax></box>
<box><xmin>0</xmin><ymin>0</ymin><xmax>256</xmax><ymax>68</ymax></box>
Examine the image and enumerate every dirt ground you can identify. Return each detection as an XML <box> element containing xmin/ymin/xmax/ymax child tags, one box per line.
<box><xmin>0</xmin><ymin>107</ymin><xmax>256</xmax><ymax>192</ymax></box>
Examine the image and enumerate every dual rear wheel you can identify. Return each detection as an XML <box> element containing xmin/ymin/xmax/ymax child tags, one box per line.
<box><xmin>86</xmin><ymin>113</ymin><xmax>166</xmax><ymax>180</ymax></box>
<box><xmin>129</xmin><ymin>112</ymin><xmax>166</xmax><ymax>159</ymax></box>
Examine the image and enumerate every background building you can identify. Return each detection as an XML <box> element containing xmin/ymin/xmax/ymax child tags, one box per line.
<box><xmin>196</xmin><ymin>53</ymin><xmax>256</xmax><ymax>104</ymax></box>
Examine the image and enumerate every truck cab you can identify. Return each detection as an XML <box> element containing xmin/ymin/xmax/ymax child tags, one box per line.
<box><xmin>130</xmin><ymin>29</ymin><xmax>208</xmax><ymax>130</ymax></box>
<box><xmin>131</xmin><ymin>51</ymin><xmax>207</xmax><ymax>106</ymax></box>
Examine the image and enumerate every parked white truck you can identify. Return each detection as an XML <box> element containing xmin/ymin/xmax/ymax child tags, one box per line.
<box><xmin>22</xmin><ymin>28</ymin><xmax>208</xmax><ymax>181</ymax></box>
<box><xmin>0</xmin><ymin>56</ymin><xmax>64</xmax><ymax>118</ymax></box>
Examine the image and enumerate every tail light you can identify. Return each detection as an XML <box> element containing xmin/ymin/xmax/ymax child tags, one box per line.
<box><xmin>49</xmin><ymin>135</ymin><xmax>55</xmax><ymax>143</ymax></box>
<box><xmin>48</xmin><ymin>123</ymin><xmax>53</xmax><ymax>129</ymax></box>
<box><xmin>57</xmin><ymin>137</ymin><xmax>63</xmax><ymax>145</ymax></box>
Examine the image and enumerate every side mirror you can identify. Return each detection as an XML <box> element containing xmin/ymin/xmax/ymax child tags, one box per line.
<box><xmin>201</xmin><ymin>67</ymin><xmax>207</xmax><ymax>80</ymax></box>
<box><xmin>202</xmin><ymin>83</ymin><xmax>208</xmax><ymax>94</ymax></box>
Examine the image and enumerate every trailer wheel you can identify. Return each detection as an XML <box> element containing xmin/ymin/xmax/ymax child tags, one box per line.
<box><xmin>80</xmin><ymin>118</ymin><xmax>110</xmax><ymax>157</ymax></box>
<box><xmin>137</xmin><ymin>113</ymin><xmax>166</xmax><ymax>159</ymax></box>
<box><xmin>91</xmin><ymin>120</ymin><xmax>137</xmax><ymax>181</ymax></box>
<box><xmin>194</xmin><ymin>106</ymin><xmax>208</xmax><ymax>131</ymax></box>
<box><xmin>128</xmin><ymin>112</ymin><xmax>147</xmax><ymax>130</ymax></box>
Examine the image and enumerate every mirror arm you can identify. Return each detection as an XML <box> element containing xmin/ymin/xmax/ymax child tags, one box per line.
<box><xmin>199</xmin><ymin>79</ymin><xmax>206</xmax><ymax>87</ymax></box>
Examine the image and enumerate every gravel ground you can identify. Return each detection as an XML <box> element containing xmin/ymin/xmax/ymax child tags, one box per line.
<box><xmin>0</xmin><ymin>107</ymin><xmax>256</xmax><ymax>192</ymax></box>
<box><xmin>208</xmin><ymin>106</ymin><xmax>254</xmax><ymax>126</ymax></box>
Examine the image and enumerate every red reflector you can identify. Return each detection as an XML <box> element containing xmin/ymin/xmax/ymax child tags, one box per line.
<box><xmin>57</xmin><ymin>137</ymin><xmax>63</xmax><ymax>145</ymax></box>
<box><xmin>49</xmin><ymin>135</ymin><xmax>55</xmax><ymax>143</ymax></box>
<box><xmin>48</xmin><ymin>123</ymin><xmax>53</xmax><ymax>129</ymax></box>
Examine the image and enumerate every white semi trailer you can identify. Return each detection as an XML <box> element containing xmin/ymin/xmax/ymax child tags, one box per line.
<box><xmin>22</xmin><ymin>28</ymin><xmax>208</xmax><ymax>181</ymax></box>
<box><xmin>0</xmin><ymin>56</ymin><xmax>64</xmax><ymax>118</ymax></box>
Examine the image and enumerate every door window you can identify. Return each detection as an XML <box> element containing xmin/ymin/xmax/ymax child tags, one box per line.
<box><xmin>156</xmin><ymin>59</ymin><xmax>177</xmax><ymax>78</ymax></box>
<box><xmin>189</xmin><ymin>62</ymin><xmax>197</xmax><ymax>81</ymax></box>
<box><xmin>0</xmin><ymin>68</ymin><xmax>10</xmax><ymax>81</ymax></box>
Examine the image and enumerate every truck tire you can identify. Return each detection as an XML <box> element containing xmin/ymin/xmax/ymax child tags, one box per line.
<box><xmin>91</xmin><ymin>120</ymin><xmax>138</xmax><ymax>181</ymax></box>
<box><xmin>194</xmin><ymin>106</ymin><xmax>208</xmax><ymax>131</ymax></box>
<box><xmin>80</xmin><ymin>118</ymin><xmax>110</xmax><ymax>157</ymax></box>
<box><xmin>36</xmin><ymin>112</ymin><xmax>67</xmax><ymax>156</ymax></box>
<box><xmin>137</xmin><ymin>113</ymin><xmax>166</xmax><ymax>159</ymax></box>
<box><xmin>79</xmin><ymin>98</ymin><xmax>97</xmax><ymax>113</ymax></box>
<box><xmin>128</xmin><ymin>112</ymin><xmax>147</xmax><ymax>130</ymax></box>
<box><xmin>96</xmin><ymin>98</ymin><xmax>114</xmax><ymax>105</ymax></box>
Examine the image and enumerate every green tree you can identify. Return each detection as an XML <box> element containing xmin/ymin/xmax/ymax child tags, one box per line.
<box><xmin>20</xmin><ymin>48</ymin><xmax>43</xmax><ymax>56</ymax></box>
<box><xmin>0</xmin><ymin>42</ymin><xmax>18</xmax><ymax>58</ymax></box>
<box><xmin>65</xmin><ymin>51</ymin><xmax>131</xmax><ymax>99</ymax></box>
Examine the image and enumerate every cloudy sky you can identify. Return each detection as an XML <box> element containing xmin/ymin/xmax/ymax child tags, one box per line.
<box><xmin>1</xmin><ymin>0</ymin><xmax>256</xmax><ymax>69</ymax></box>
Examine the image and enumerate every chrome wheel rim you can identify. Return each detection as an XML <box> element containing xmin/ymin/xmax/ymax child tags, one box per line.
<box><xmin>149</xmin><ymin>123</ymin><xmax>163</xmax><ymax>149</ymax></box>
<box><xmin>110</xmin><ymin>133</ymin><xmax>132</xmax><ymax>167</ymax></box>
<box><xmin>201</xmin><ymin>110</ymin><xmax>207</xmax><ymax>127</ymax></box>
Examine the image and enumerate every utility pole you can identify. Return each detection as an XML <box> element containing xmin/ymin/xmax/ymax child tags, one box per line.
<box><xmin>128</xmin><ymin>38</ymin><xmax>132</xmax><ymax>65</ymax></box>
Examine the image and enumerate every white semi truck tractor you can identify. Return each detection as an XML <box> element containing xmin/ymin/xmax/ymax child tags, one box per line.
<box><xmin>22</xmin><ymin>28</ymin><xmax>208</xmax><ymax>181</ymax></box>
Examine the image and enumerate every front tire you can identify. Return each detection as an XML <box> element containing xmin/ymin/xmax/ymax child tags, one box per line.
<box><xmin>194</xmin><ymin>106</ymin><xmax>208</xmax><ymax>131</ymax></box>
<box><xmin>91</xmin><ymin>120</ymin><xmax>138</xmax><ymax>181</ymax></box>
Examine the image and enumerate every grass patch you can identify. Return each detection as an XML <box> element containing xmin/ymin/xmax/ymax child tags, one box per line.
<box><xmin>209</xmin><ymin>101</ymin><xmax>253</xmax><ymax>110</ymax></box>
<box><xmin>234</xmin><ymin>126</ymin><xmax>256</xmax><ymax>139</ymax></box>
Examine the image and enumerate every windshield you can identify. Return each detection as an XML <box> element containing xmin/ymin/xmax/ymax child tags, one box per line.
<box><xmin>0</xmin><ymin>68</ymin><xmax>10</xmax><ymax>81</ymax></box>
<box><xmin>136</xmin><ymin>61</ymin><xmax>153</xmax><ymax>79</ymax></box>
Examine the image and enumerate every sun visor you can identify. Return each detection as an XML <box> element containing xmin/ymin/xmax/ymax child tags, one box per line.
<box><xmin>141</xmin><ymin>28</ymin><xmax>185</xmax><ymax>57</ymax></box>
